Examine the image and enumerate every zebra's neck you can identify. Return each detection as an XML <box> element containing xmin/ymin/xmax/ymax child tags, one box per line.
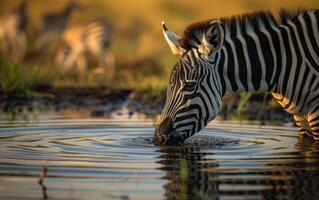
<box><xmin>215</xmin><ymin>10</ymin><xmax>319</xmax><ymax>99</ymax></box>
<box><xmin>216</xmin><ymin>14</ymin><xmax>285</xmax><ymax>97</ymax></box>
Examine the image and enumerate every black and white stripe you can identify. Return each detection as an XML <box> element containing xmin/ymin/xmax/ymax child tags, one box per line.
<box><xmin>55</xmin><ymin>19</ymin><xmax>113</xmax><ymax>76</ymax></box>
<box><xmin>82</xmin><ymin>20</ymin><xmax>113</xmax><ymax>66</ymax></box>
<box><xmin>154</xmin><ymin>9</ymin><xmax>319</xmax><ymax>145</ymax></box>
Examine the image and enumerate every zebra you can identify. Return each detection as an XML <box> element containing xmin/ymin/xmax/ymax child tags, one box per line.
<box><xmin>36</xmin><ymin>0</ymin><xmax>80</xmax><ymax>52</ymax></box>
<box><xmin>55</xmin><ymin>20</ymin><xmax>114</xmax><ymax>77</ymax></box>
<box><xmin>153</xmin><ymin>9</ymin><xmax>319</xmax><ymax>145</ymax></box>
<box><xmin>0</xmin><ymin>1</ymin><xmax>28</xmax><ymax>63</ymax></box>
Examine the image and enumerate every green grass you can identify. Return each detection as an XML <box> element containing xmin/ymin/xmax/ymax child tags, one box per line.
<box><xmin>0</xmin><ymin>61</ymin><xmax>40</xmax><ymax>98</ymax></box>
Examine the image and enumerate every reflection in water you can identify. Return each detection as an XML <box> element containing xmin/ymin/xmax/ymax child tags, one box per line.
<box><xmin>157</xmin><ymin>145</ymin><xmax>219</xmax><ymax>200</ymax></box>
<box><xmin>0</xmin><ymin>120</ymin><xmax>319</xmax><ymax>199</ymax></box>
<box><xmin>157</xmin><ymin>137</ymin><xmax>319</xmax><ymax>199</ymax></box>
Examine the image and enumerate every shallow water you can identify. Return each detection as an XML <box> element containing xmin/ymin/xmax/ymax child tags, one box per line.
<box><xmin>0</xmin><ymin>115</ymin><xmax>319</xmax><ymax>200</ymax></box>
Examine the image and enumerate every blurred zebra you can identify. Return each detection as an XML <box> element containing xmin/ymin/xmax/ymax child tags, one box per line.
<box><xmin>55</xmin><ymin>20</ymin><xmax>114</xmax><ymax>78</ymax></box>
<box><xmin>36</xmin><ymin>0</ymin><xmax>81</xmax><ymax>52</ymax></box>
<box><xmin>154</xmin><ymin>9</ymin><xmax>319</xmax><ymax>145</ymax></box>
<box><xmin>0</xmin><ymin>1</ymin><xmax>28</xmax><ymax>63</ymax></box>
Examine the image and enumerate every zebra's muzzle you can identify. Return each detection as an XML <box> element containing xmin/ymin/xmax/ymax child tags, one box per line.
<box><xmin>153</xmin><ymin>117</ymin><xmax>178</xmax><ymax>145</ymax></box>
<box><xmin>164</xmin><ymin>132</ymin><xmax>184</xmax><ymax>145</ymax></box>
<box><xmin>153</xmin><ymin>131</ymin><xmax>167</xmax><ymax>145</ymax></box>
<box><xmin>153</xmin><ymin>130</ymin><xmax>184</xmax><ymax>146</ymax></box>
<box><xmin>153</xmin><ymin>120</ymin><xmax>170</xmax><ymax>145</ymax></box>
<box><xmin>153</xmin><ymin>117</ymin><xmax>185</xmax><ymax>145</ymax></box>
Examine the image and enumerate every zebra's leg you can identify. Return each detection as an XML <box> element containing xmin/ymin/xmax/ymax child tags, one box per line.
<box><xmin>293</xmin><ymin>115</ymin><xmax>313</xmax><ymax>138</ymax></box>
<box><xmin>307</xmin><ymin>112</ymin><xmax>319</xmax><ymax>141</ymax></box>
<box><xmin>75</xmin><ymin>54</ymin><xmax>87</xmax><ymax>78</ymax></box>
<box><xmin>102</xmin><ymin>50</ymin><xmax>115</xmax><ymax>80</ymax></box>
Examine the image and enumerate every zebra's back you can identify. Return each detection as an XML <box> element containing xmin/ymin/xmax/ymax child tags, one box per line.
<box><xmin>55</xmin><ymin>19</ymin><xmax>114</xmax><ymax>76</ymax></box>
<box><xmin>81</xmin><ymin>20</ymin><xmax>112</xmax><ymax>55</ymax></box>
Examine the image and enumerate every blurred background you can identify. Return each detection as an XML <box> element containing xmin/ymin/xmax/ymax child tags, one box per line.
<box><xmin>0</xmin><ymin>0</ymin><xmax>319</xmax><ymax>121</ymax></box>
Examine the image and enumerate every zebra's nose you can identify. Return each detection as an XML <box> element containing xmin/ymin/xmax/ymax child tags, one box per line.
<box><xmin>153</xmin><ymin>117</ymin><xmax>173</xmax><ymax>145</ymax></box>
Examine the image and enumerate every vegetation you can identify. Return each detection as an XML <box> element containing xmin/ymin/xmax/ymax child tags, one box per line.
<box><xmin>0</xmin><ymin>61</ymin><xmax>41</xmax><ymax>98</ymax></box>
<box><xmin>236</xmin><ymin>92</ymin><xmax>253</xmax><ymax>118</ymax></box>
<box><xmin>1</xmin><ymin>0</ymin><xmax>318</xmax><ymax>110</ymax></box>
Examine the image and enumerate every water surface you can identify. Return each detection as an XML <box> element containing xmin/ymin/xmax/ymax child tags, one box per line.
<box><xmin>0</xmin><ymin>116</ymin><xmax>319</xmax><ymax>199</ymax></box>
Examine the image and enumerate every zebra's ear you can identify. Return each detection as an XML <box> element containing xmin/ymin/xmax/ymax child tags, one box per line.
<box><xmin>162</xmin><ymin>21</ymin><xmax>186</xmax><ymax>55</ymax></box>
<box><xmin>198</xmin><ymin>20</ymin><xmax>225</xmax><ymax>56</ymax></box>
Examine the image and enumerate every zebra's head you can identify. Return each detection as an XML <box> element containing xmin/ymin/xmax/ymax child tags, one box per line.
<box><xmin>154</xmin><ymin>21</ymin><xmax>225</xmax><ymax>145</ymax></box>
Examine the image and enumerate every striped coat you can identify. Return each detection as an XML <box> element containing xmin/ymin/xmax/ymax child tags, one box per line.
<box><xmin>154</xmin><ymin>9</ymin><xmax>319</xmax><ymax>145</ymax></box>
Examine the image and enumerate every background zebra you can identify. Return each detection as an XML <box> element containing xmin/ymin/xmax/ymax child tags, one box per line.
<box><xmin>55</xmin><ymin>19</ymin><xmax>114</xmax><ymax>78</ymax></box>
<box><xmin>0</xmin><ymin>1</ymin><xmax>28</xmax><ymax>63</ymax></box>
<box><xmin>154</xmin><ymin>9</ymin><xmax>319</xmax><ymax>145</ymax></box>
<box><xmin>36</xmin><ymin>0</ymin><xmax>80</xmax><ymax>53</ymax></box>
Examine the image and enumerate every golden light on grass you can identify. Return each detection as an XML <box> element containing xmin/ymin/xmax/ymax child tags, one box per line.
<box><xmin>0</xmin><ymin>0</ymin><xmax>318</xmax><ymax>91</ymax></box>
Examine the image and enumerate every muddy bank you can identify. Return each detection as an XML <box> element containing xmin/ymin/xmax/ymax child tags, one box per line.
<box><xmin>0</xmin><ymin>87</ymin><xmax>164</xmax><ymax>118</ymax></box>
<box><xmin>0</xmin><ymin>87</ymin><xmax>293</xmax><ymax>125</ymax></box>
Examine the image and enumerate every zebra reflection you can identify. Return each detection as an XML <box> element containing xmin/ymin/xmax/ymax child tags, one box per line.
<box><xmin>157</xmin><ymin>138</ymin><xmax>319</xmax><ymax>199</ymax></box>
<box><xmin>157</xmin><ymin>145</ymin><xmax>220</xmax><ymax>200</ymax></box>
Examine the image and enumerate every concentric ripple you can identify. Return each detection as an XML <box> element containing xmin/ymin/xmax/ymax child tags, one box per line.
<box><xmin>0</xmin><ymin>118</ymin><xmax>319</xmax><ymax>200</ymax></box>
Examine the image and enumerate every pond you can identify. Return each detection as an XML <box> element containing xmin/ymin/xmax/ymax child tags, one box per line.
<box><xmin>0</xmin><ymin>113</ymin><xmax>319</xmax><ymax>199</ymax></box>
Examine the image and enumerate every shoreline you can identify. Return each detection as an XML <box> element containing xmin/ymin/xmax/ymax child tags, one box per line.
<box><xmin>0</xmin><ymin>87</ymin><xmax>293</xmax><ymax>126</ymax></box>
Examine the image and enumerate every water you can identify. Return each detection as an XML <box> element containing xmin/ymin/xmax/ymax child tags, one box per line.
<box><xmin>0</xmin><ymin>115</ymin><xmax>319</xmax><ymax>199</ymax></box>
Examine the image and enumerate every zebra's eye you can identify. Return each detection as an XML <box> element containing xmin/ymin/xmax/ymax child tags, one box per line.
<box><xmin>183</xmin><ymin>81</ymin><xmax>196</xmax><ymax>92</ymax></box>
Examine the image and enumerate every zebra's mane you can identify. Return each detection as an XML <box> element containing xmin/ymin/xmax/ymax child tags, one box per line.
<box><xmin>180</xmin><ymin>9</ymin><xmax>309</xmax><ymax>50</ymax></box>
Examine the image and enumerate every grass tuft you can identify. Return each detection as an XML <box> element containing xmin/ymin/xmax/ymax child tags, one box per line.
<box><xmin>0</xmin><ymin>60</ymin><xmax>40</xmax><ymax>98</ymax></box>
